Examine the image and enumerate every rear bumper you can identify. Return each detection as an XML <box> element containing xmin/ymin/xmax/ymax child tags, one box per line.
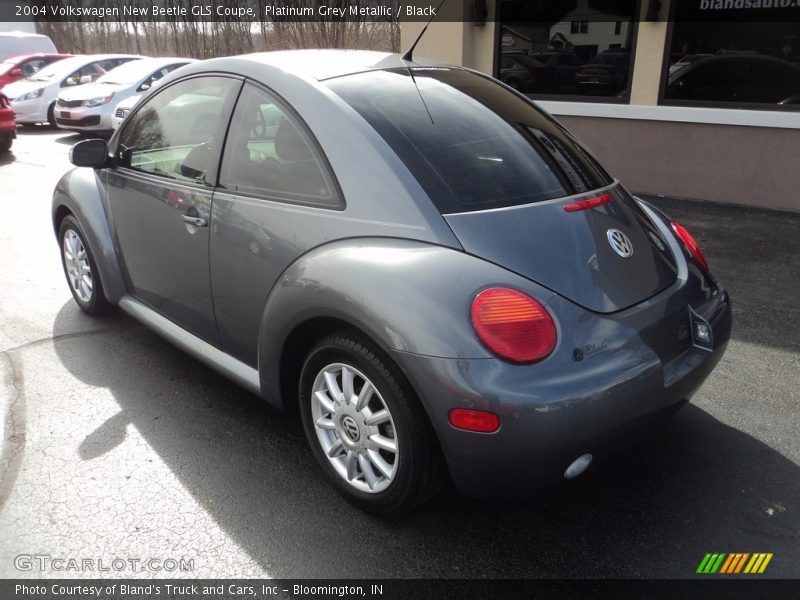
<box><xmin>391</xmin><ymin>285</ymin><xmax>732</xmax><ymax>499</ymax></box>
<box><xmin>0</xmin><ymin>116</ymin><xmax>15</xmax><ymax>140</ymax></box>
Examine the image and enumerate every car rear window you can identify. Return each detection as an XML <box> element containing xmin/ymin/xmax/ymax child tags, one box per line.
<box><xmin>326</xmin><ymin>67</ymin><xmax>612</xmax><ymax>214</ymax></box>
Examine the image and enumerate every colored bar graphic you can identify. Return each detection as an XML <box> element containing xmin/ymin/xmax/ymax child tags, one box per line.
<box><xmin>720</xmin><ymin>553</ymin><xmax>741</xmax><ymax>574</ymax></box>
<box><xmin>697</xmin><ymin>552</ymin><xmax>772</xmax><ymax>574</ymax></box>
<box><xmin>746</xmin><ymin>554</ymin><xmax>764</xmax><ymax>573</ymax></box>
<box><xmin>710</xmin><ymin>553</ymin><xmax>726</xmax><ymax>573</ymax></box>
<box><xmin>758</xmin><ymin>554</ymin><xmax>773</xmax><ymax>573</ymax></box>
<box><xmin>719</xmin><ymin>554</ymin><xmax>736</xmax><ymax>574</ymax></box>
<box><xmin>734</xmin><ymin>553</ymin><xmax>750</xmax><ymax>573</ymax></box>
<box><xmin>697</xmin><ymin>554</ymin><xmax>713</xmax><ymax>574</ymax></box>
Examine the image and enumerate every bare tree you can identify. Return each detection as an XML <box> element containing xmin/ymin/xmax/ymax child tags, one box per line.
<box><xmin>36</xmin><ymin>0</ymin><xmax>400</xmax><ymax>58</ymax></box>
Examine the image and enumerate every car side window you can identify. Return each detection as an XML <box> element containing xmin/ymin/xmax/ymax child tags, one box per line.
<box><xmin>219</xmin><ymin>84</ymin><xmax>339</xmax><ymax>207</ymax></box>
<box><xmin>118</xmin><ymin>76</ymin><xmax>238</xmax><ymax>185</ymax></box>
<box><xmin>138</xmin><ymin>66</ymin><xmax>177</xmax><ymax>92</ymax></box>
<box><xmin>63</xmin><ymin>62</ymin><xmax>107</xmax><ymax>87</ymax></box>
<box><xmin>22</xmin><ymin>59</ymin><xmax>45</xmax><ymax>75</ymax></box>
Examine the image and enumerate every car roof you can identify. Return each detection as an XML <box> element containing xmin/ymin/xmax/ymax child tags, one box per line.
<box><xmin>208</xmin><ymin>49</ymin><xmax>435</xmax><ymax>82</ymax></box>
<box><xmin>2</xmin><ymin>53</ymin><xmax>71</xmax><ymax>62</ymax></box>
<box><xmin>678</xmin><ymin>54</ymin><xmax>800</xmax><ymax>72</ymax></box>
<box><xmin>34</xmin><ymin>54</ymin><xmax>143</xmax><ymax>72</ymax></box>
<box><xmin>107</xmin><ymin>56</ymin><xmax>194</xmax><ymax>70</ymax></box>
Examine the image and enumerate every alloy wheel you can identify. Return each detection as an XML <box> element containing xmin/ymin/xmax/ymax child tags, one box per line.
<box><xmin>63</xmin><ymin>229</ymin><xmax>93</xmax><ymax>303</ymax></box>
<box><xmin>310</xmin><ymin>362</ymin><xmax>399</xmax><ymax>494</ymax></box>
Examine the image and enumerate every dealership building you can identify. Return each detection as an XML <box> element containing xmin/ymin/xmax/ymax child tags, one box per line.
<box><xmin>402</xmin><ymin>0</ymin><xmax>799</xmax><ymax>211</ymax></box>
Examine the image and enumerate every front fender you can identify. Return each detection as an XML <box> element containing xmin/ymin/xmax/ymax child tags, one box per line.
<box><xmin>52</xmin><ymin>168</ymin><xmax>126</xmax><ymax>304</ymax></box>
<box><xmin>256</xmin><ymin>238</ymin><xmax>555</xmax><ymax>407</ymax></box>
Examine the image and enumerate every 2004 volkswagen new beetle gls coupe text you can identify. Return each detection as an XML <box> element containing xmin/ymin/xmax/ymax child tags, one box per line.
<box><xmin>53</xmin><ymin>50</ymin><xmax>731</xmax><ymax>515</ymax></box>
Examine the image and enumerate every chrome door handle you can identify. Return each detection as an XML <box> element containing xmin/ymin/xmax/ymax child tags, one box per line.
<box><xmin>183</xmin><ymin>215</ymin><xmax>208</xmax><ymax>228</ymax></box>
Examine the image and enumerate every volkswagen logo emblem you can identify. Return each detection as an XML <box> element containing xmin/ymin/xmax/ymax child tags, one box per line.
<box><xmin>340</xmin><ymin>415</ymin><xmax>361</xmax><ymax>443</ymax></box>
<box><xmin>607</xmin><ymin>228</ymin><xmax>634</xmax><ymax>258</ymax></box>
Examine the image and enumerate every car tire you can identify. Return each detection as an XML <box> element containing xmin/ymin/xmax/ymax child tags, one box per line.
<box><xmin>58</xmin><ymin>215</ymin><xmax>115</xmax><ymax>316</ymax></box>
<box><xmin>299</xmin><ymin>331</ymin><xmax>446</xmax><ymax>516</ymax></box>
<box><xmin>47</xmin><ymin>102</ymin><xmax>56</xmax><ymax>128</ymax></box>
<box><xmin>0</xmin><ymin>137</ymin><xmax>11</xmax><ymax>153</ymax></box>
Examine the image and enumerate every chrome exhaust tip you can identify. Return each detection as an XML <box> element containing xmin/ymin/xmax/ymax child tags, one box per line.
<box><xmin>564</xmin><ymin>453</ymin><xmax>593</xmax><ymax>480</ymax></box>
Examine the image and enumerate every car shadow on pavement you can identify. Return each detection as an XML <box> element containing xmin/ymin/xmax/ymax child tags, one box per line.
<box><xmin>14</xmin><ymin>124</ymin><xmax>58</xmax><ymax>135</ymax></box>
<box><xmin>51</xmin><ymin>302</ymin><xmax>799</xmax><ymax>579</ymax></box>
<box><xmin>15</xmin><ymin>125</ymin><xmax>83</xmax><ymax>146</ymax></box>
<box><xmin>52</xmin><ymin>133</ymin><xmax>84</xmax><ymax>146</ymax></box>
<box><xmin>0</xmin><ymin>151</ymin><xmax>15</xmax><ymax>167</ymax></box>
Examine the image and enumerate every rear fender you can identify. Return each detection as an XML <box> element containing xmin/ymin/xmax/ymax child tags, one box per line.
<box><xmin>256</xmin><ymin>238</ymin><xmax>555</xmax><ymax>409</ymax></box>
<box><xmin>51</xmin><ymin>167</ymin><xmax>126</xmax><ymax>303</ymax></box>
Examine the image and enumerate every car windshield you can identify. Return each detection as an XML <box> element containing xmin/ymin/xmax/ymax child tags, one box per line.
<box><xmin>327</xmin><ymin>68</ymin><xmax>612</xmax><ymax>214</ymax></box>
<box><xmin>98</xmin><ymin>60</ymin><xmax>160</xmax><ymax>85</ymax></box>
<box><xmin>29</xmin><ymin>56</ymin><xmax>88</xmax><ymax>81</ymax></box>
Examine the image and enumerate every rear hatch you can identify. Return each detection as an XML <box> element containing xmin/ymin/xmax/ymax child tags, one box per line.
<box><xmin>444</xmin><ymin>185</ymin><xmax>678</xmax><ymax>313</ymax></box>
<box><xmin>326</xmin><ymin>66</ymin><xmax>676</xmax><ymax>312</ymax></box>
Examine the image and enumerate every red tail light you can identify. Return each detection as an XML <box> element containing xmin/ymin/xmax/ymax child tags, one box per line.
<box><xmin>671</xmin><ymin>222</ymin><xmax>709</xmax><ymax>272</ymax></box>
<box><xmin>449</xmin><ymin>409</ymin><xmax>500</xmax><ymax>433</ymax></box>
<box><xmin>471</xmin><ymin>288</ymin><xmax>557</xmax><ymax>364</ymax></box>
<box><xmin>563</xmin><ymin>193</ymin><xmax>613</xmax><ymax>212</ymax></box>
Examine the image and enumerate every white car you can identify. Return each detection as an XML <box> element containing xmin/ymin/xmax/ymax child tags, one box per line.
<box><xmin>110</xmin><ymin>93</ymin><xmax>141</xmax><ymax>130</ymax></box>
<box><xmin>55</xmin><ymin>57</ymin><xmax>195</xmax><ymax>134</ymax></box>
<box><xmin>4</xmin><ymin>54</ymin><xmax>142</xmax><ymax>126</ymax></box>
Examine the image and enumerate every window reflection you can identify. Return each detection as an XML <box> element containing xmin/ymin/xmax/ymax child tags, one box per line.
<box><xmin>665</xmin><ymin>21</ymin><xmax>800</xmax><ymax>108</ymax></box>
<box><xmin>498</xmin><ymin>1</ymin><xmax>635</xmax><ymax>98</ymax></box>
<box><xmin>328</xmin><ymin>68</ymin><xmax>613</xmax><ymax>214</ymax></box>
<box><xmin>219</xmin><ymin>84</ymin><xmax>336</xmax><ymax>206</ymax></box>
<box><xmin>118</xmin><ymin>77</ymin><xmax>234</xmax><ymax>184</ymax></box>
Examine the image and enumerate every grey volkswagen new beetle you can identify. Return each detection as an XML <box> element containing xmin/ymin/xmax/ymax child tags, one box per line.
<box><xmin>53</xmin><ymin>50</ymin><xmax>731</xmax><ymax>515</ymax></box>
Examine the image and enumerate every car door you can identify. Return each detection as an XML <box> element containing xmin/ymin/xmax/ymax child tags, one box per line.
<box><xmin>210</xmin><ymin>82</ymin><xmax>342</xmax><ymax>366</ymax></box>
<box><xmin>106</xmin><ymin>75</ymin><xmax>241</xmax><ymax>344</ymax></box>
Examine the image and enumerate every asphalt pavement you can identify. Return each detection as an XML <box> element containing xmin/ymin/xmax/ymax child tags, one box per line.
<box><xmin>0</xmin><ymin>127</ymin><xmax>798</xmax><ymax>579</ymax></box>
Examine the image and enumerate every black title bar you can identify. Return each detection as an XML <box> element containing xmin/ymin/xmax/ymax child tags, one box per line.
<box><xmin>1</xmin><ymin>1</ymin><xmax>800</xmax><ymax>23</ymax></box>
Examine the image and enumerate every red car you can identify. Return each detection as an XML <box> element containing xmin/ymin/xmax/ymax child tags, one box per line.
<box><xmin>0</xmin><ymin>53</ymin><xmax>72</xmax><ymax>89</ymax></box>
<box><xmin>0</xmin><ymin>92</ymin><xmax>16</xmax><ymax>152</ymax></box>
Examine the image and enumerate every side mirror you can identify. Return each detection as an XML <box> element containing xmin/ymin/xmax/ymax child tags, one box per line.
<box><xmin>138</xmin><ymin>81</ymin><xmax>151</xmax><ymax>92</ymax></box>
<box><xmin>80</xmin><ymin>74</ymin><xmax>93</xmax><ymax>84</ymax></box>
<box><xmin>70</xmin><ymin>139</ymin><xmax>109</xmax><ymax>168</ymax></box>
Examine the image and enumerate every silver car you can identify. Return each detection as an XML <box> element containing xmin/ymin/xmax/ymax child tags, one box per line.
<box><xmin>55</xmin><ymin>57</ymin><xmax>194</xmax><ymax>133</ymax></box>
<box><xmin>53</xmin><ymin>50</ymin><xmax>731</xmax><ymax>515</ymax></box>
<box><xmin>5</xmin><ymin>54</ymin><xmax>141</xmax><ymax>126</ymax></box>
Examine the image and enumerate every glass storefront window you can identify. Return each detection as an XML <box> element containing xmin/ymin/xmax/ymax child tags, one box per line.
<box><xmin>496</xmin><ymin>1</ymin><xmax>637</xmax><ymax>100</ymax></box>
<box><xmin>664</xmin><ymin>21</ymin><xmax>800</xmax><ymax>110</ymax></box>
